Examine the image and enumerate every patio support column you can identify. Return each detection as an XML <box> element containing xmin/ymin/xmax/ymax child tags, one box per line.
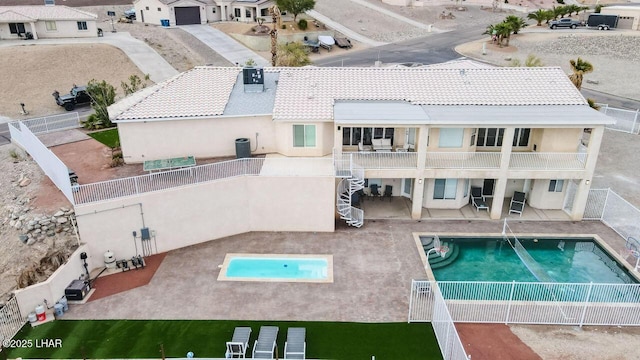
<box><xmin>490</xmin><ymin>127</ymin><xmax>515</xmax><ymax>220</ymax></box>
<box><xmin>221</xmin><ymin>5</ymin><xmax>227</xmax><ymax>21</ymax></box>
<box><xmin>334</xmin><ymin>125</ymin><xmax>342</xmax><ymax>159</ymax></box>
<box><xmin>570</xmin><ymin>126</ymin><xmax>605</xmax><ymax>220</ymax></box>
<box><xmin>411</xmin><ymin>178</ymin><xmax>425</xmax><ymax>219</ymax></box>
<box><xmin>411</xmin><ymin>126</ymin><xmax>429</xmax><ymax>219</ymax></box>
<box><xmin>29</xmin><ymin>22</ymin><xmax>38</xmax><ymax>39</ymax></box>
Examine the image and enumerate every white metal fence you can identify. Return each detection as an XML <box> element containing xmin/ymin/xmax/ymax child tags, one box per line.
<box><xmin>409</xmin><ymin>281</ymin><xmax>470</xmax><ymax>360</ymax></box>
<box><xmin>9</xmin><ymin>122</ymin><xmax>74</xmax><ymax>204</ymax></box>
<box><xmin>0</xmin><ymin>297</ymin><xmax>25</xmax><ymax>347</ymax></box>
<box><xmin>598</xmin><ymin>104</ymin><xmax>640</xmax><ymax>135</ymax></box>
<box><xmin>509</xmin><ymin>152</ymin><xmax>587</xmax><ymax>170</ymax></box>
<box><xmin>10</xmin><ymin>112</ymin><xmax>80</xmax><ymax>134</ymax></box>
<box><xmin>584</xmin><ymin>188</ymin><xmax>640</xmax><ymax>242</ymax></box>
<box><xmin>409</xmin><ymin>280</ymin><xmax>640</xmax><ymax>326</ymax></box>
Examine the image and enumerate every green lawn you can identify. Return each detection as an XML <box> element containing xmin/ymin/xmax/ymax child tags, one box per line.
<box><xmin>88</xmin><ymin>128</ymin><xmax>119</xmax><ymax>148</ymax></box>
<box><xmin>6</xmin><ymin>320</ymin><xmax>441</xmax><ymax>359</ymax></box>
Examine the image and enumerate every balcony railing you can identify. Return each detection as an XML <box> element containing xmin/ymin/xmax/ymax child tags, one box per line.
<box><xmin>338</xmin><ymin>151</ymin><xmax>588</xmax><ymax>172</ymax></box>
<box><xmin>509</xmin><ymin>152</ymin><xmax>587</xmax><ymax>170</ymax></box>
<box><xmin>343</xmin><ymin>151</ymin><xmax>418</xmax><ymax>169</ymax></box>
<box><xmin>425</xmin><ymin>152</ymin><xmax>501</xmax><ymax>169</ymax></box>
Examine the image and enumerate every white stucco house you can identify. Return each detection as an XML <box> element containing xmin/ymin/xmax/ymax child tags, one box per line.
<box><xmin>601</xmin><ymin>6</ymin><xmax>640</xmax><ymax>30</ymax></box>
<box><xmin>133</xmin><ymin>0</ymin><xmax>274</xmax><ymax>26</ymax></box>
<box><xmin>0</xmin><ymin>5</ymin><xmax>98</xmax><ymax>40</ymax></box>
<box><xmin>102</xmin><ymin>64</ymin><xmax>614</xmax><ymax>234</ymax></box>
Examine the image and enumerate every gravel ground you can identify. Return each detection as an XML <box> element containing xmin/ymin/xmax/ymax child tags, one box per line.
<box><xmin>456</xmin><ymin>30</ymin><xmax>640</xmax><ymax>100</ymax></box>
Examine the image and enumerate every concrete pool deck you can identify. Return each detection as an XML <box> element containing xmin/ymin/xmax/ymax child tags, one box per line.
<box><xmin>65</xmin><ymin>219</ymin><xmax>628</xmax><ymax>322</ymax></box>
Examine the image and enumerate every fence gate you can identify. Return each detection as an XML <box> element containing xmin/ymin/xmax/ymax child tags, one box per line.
<box><xmin>0</xmin><ymin>297</ymin><xmax>26</xmax><ymax>346</ymax></box>
<box><xmin>408</xmin><ymin>280</ymin><xmax>434</xmax><ymax>322</ymax></box>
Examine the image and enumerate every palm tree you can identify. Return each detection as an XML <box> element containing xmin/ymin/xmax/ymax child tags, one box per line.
<box><xmin>494</xmin><ymin>22</ymin><xmax>513</xmax><ymax>47</ymax></box>
<box><xmin>504</xmin><ymin>15</ymin><xmax>528</xmax><ymax>34</ymax></box>
<box><xmin>569</xmin><ymin>58</ymin><xmax>594</xmax><ymax>90</ymax></box>
<box><xmin>528</xmin><ymin>9</ymin><xmax>547</xmax><ymax>26</ymax></box>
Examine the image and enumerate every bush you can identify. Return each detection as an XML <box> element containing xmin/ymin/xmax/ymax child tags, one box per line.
<box><xmin>281</xmin><ymin>24</ymin><xmax>287</xmax><ymax>29</ymax></box>
<box><xmin>556</xmin><ymin>0</ymin><xmax>564</xmax><ymax>3</ymax></box>
<box><xmin>298</xmin><ymin>19</ymin><xmax>308</xmax><ymax>30</ymax></box>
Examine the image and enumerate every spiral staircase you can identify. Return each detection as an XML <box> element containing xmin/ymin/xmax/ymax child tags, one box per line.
<box><xmin>335</xmin><ymin>155</ymin><xmax>365</xmax><ymax>228</ymax></box>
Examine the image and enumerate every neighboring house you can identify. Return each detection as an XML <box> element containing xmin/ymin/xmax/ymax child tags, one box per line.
<box><xmin>600</xmin><ymin>6</ymin><xmax>640</xmax><ymax>30</ymax></box>
<box><xmin>133</xmin><ymin>0</ymin><xmax>274</xmax><ymax>26</ymax></box>
<box><xmin>108</xmin><ymin>64</ymin><xmax>614</xmax><ymax>229</ymax></box>
<box><xmin>0</xmin><ymin>5</ymin><xmax>98</xmax><ymax>40</ymax></box>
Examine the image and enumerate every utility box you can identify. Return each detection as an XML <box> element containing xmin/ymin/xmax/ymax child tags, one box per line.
<box><xmin>64</xmin><ymin>280</ymin><xmax>90</xmax><ymax>301</ymax></box>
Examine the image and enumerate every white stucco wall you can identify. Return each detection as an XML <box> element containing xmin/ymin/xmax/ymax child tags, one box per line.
<box><xmin>118</xmin><ymin>115</ymin><xmax>276</xmax><ymax>163</ymax></box>
<box><xmin>34</xmin><ymin>19</ymin><xmax>97</xmax><ymax>38</ymax></box>
<box><xmin>274</xmin><ymin>121</ymin><xmax>334</xmax><ymax>157</ymax></box>
<box><xmin>422</xmin><ymin>178</ymin><xmax>469</xmax><ymax>209</ymax></box>
<box><xmin>135</xmin><ymin>0</ymin><xmax>172</xmax><ymax>26</ymax></box>
<box><xmin>75</xmin><ymin>175</ymin><xmax>335</xmax><ymax>272</ymax></box>
<box><xmin>528</xmin><ymin>178</ymin><xmax>566</xmax><ymax>209</ymax></box>
<box><xmin>601</xmin><ymin>7</ymin><xmax>640</xmax><ymax>30</ymax></box>
<box><xmin>529</xmin><ymin>128</ymin><xmax>582</xmax><ymax>152</ymax></box>
<box><xmin>14</xmin><ymin>245</ymin><xmax>89</xmax><ymax>318</ymax></box>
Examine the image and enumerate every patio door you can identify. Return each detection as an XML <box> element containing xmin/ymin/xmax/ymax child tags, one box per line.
<box><xmin>406</xmin><ymin>128</ymin><xmax>416</xmax><ymax>148</ymax></box>
<box><xmin>401</xmin><ymin>178</ymin><xmax>413</xmax><ymax>198</ymax></box>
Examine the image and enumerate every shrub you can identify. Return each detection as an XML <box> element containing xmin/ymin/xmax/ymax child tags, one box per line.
<box><xmin>281</xmin><ymin>24</ymin><xmax>287</xmax><ymax>29</ymax></box>
<box><xmin>298</xmin><ymin>19</ymin><xmax>308</xmax><ymax>30</ymax></box>
<box><xmin>556</xmin><ymin>0</ymin><xmax>564</xmax><ymax>3</ymax></box>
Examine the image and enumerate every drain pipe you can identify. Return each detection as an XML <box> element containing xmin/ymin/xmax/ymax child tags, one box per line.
<box><xmin>75</xmin><ymin>203</ymin><xmax>146</xmax><ymax>228</ymax></box>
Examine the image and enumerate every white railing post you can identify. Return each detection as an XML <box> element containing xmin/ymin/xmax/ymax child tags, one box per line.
<box><xmin>134</xmin><ymin>176</ymin><xmax>140</xmax><ymax>195</ymax></box>
<box><xmin>505</xmin><ymin>280</ymin><xmax>515</xmax><ymax>324</ymax></box>
<box><xmin>578</xmin><ymin>282</ymin><xmax>593</xmax><ymax>328</ymax></box>
<box><xmin>408</xmin><ymin>280</ymin><xmax>415</xmax><ymax>323</ymax></box>
<box><xmin>634</xmin><ymin>109</ymin><xmax>639</xmax><ymax>135</ymax></box>
<box><xmin>45</xmin><ymin>115</ymin><xmax>50</xmax><ymax>133</ymax></box>
<box><xmin>602</xmin><ymin>188</ymin><xmax>611</xmax><ymax>220</ymax></box>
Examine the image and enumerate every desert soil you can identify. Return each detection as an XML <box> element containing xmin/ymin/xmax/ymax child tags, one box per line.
<box><xmin>1</xmin><ymin>1</ymin><xmax>640</xmax><ymax>358</ymax></box>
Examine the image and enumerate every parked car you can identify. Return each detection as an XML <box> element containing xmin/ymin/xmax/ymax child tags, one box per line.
<box><xmin>124</xmin><ymin>8</ymin><xmax>136</xmax><ymax>20</ymax></box>
<box><xmin>52</xmin><ymin>85</ymin><xmax>91</xmax><ymax>111</ymax></box>
<box><xmin>548</xmin><ymin>18</ymin><xmax>582</xmax><ymax>29</ymax></box>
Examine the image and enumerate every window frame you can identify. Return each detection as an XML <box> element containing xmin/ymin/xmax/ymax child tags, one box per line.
<box><xmin>438</xmin><ymin>128</ymin><xmax>464</xmax><ymax>148</ymax></box>
<box><xmin>434</xmin><ymin>179</ymin><xmax>458</xmax><ymax>200</ymax></box>
<box><xmin>513</xmin><ymin>128</ymin><xmax>531</xmax><ymax>147</ymax></box>
<box><xmin>293</xmin><ymin>124</ymin><xmax>316</xmax><ymax>148</ymax></box>
<box><xmin>45</xmin><ymin>21</ymin><xmax>57</xmax><ymax>31</ymax></box>
<box><xmin>77</xmin><ymin>21</ymin><xmax>88</xmax><ymax>31</ymax></box>
<box><xmin>9</xmin><ymin>23</ymin><xmax>26</xmax><ymax>34</ymax></box>
<box><xmin>548</xmin><ymin>179</ymin><xmax>564</xmax><ymax>193</ymax></box>
<box><xmin>342</xmin><ymin>127</ymin><xmax>394</xmax><ymax>146</ymax></box>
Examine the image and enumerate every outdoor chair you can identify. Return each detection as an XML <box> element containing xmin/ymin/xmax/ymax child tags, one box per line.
<box><xmin>509</xmin><ymin>191</ymin><xmax>526</xmax><ymax>216</ymax></box>
<box><xmin>470</xmin><ymin>186</ymin><xmax>489</xmax><ymax>212</ymax></box>
<box><xmin>383</xmin><ymin>185</ymin><xmax>393</xmax><ymax>201</ymax></box>
<box><xmin>284</xmin><ymin>327</ymin><xmax>306</xmax><ymax>359</ymax></box>
<box><xmin>369</xmin><ymin>184</ymin><xmax>381</xmax><ymax>199</ymax></box>
<box><xmin>351</xmin><ymin>190</ymin><xmax>362</xmax><ymax>207</ymax></box>
<box><xmin>226</xmin><ymin>326</ymin><xmax>251</xmax><ymax>358</ymax></box>
<box><xmin>252</xmin><ymin>326</ymin><xmax>279</xmax><ymax>359</ymax></box>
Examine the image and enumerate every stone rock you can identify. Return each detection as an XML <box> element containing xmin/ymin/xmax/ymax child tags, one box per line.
<box><xmin>53</xmin><ymin>211</ymin><xmax>65</xmax><ymax>217</ymax></box>
<box><xmin>14</xmin><ymin>220</ymin><xmax>22</xmax><ymax>229</ymax></box>
<box><xmin>18</xmin><ymin>215</ymin><xmax>26</xmax><ymax>221</ymax></box>
<box><xmin>60</xmin><ymin>207</ymin><xmax>70</xmax><ymax>212</ymax></box>
<box><xmin>41</xmin><ymin>226</ymin><xmax>48</xmax><ymax>231</ymax></box>
<box><xmin>28</xmin><ymin>220</ymin><xmax>37</xmax><ymax>227</ymax></box>
<box><xmin>62</xmin><ymin>227</ymin><xmax>70</xmax><ymax>232</ymax></box>
<box><xmin>55</xmin><ymin>227</ymin><xmax>63</xmax><ymax>233</ymax></box>
<box><xmin>27</xmin><ymin>224</ymin><xmax>34</xmax><ymax>231</ymax></box>
<box><xmin>39</xmin><ymin>219</ymin><xmax>50</xmax><ymax>226</ymax></box>
<box><xmin>9</xmin><ymin>220</ymin><xmax>15</xmax><ymax>227</ymax></box>
<box><xmin>57</xmin><ymin>217</ymin><xmax>67</xmax><ymax>224</ymax></box>
<box><xmin>11</xmin><ymin>213</ymin><xmax>18</xmax><ymax>220</ymax></box>
<box><xmin>34</xmin><ymin>224</ymin><xmax>41</xmax><ymax>229</ymax></box>
<box><xmin>18</xmin><ymin>177</ymin><xmax>31</xmax><ymax>187</ymax></box>
<box><xmin>18</xmin><ymin>234</ymin><xmax>28</xmax><ymax>243</ymax></box>
<box><xmin>26</xmin><ymin>238</ymin><xmax>36</xmax><ymax>246</ymax></box>
<box><xmin>46</xmin><ymin>230</ymin><xmax>55</xmax><ymax>237</ymax></box>
<box><xmin>33</xmin><ymin>229</ymin><xmax>41</xmax><ymax>234</ymax></box>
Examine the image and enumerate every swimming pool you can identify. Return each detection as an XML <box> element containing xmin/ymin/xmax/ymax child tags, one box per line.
<box><xmin>420</xmin><ymin>235</ymin><xmax>638</xmax><ymax>285</ymax></box>
<box><xmin>217</xmin><ymin>254</ymin><xmax>333</xmax><ymax>283</ymax></box>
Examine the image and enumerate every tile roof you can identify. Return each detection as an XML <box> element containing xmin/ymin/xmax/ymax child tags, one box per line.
<box><xmin>0</xmin><ymin>6</ymin><xmax>97</xmax><ymax>21</ymax></box>
<box><xmin>116</xmin><ymin>67</ymin><xmax>241</xmax><ymax>121</ymax></box>
<box><xmin>272</xmin><ymin>67</ymin><xmax>586</xmax><ymax>120</ymax></box>
<box><xmin>113</xmin><ymin>66</ymin><xmax>588</xmax><ymax>122</ymax></box>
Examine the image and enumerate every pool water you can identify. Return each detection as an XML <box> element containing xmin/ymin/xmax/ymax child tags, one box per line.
<box><xmin>225</xmin><ymin>257</ymin><xmax>328</xmax><ymax>280</ymax></box>
<box><xmin>430</xmin><ymin>237</ymin><xmax>638</xmax><ymax>284</ymax></box>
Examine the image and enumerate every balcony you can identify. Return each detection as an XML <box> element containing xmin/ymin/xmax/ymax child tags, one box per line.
<box><xmin>337</xmin><ymin>151</ymin><xmax>587</xmax><ymax>172</ymax></box>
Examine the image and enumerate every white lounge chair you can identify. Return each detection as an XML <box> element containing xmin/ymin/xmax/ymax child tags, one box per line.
<box><xmin>284</xmin><ymin>327</ymin><xmax>306</xmax><ymax>359</ymax></box>
<box><xmin>252</xmin><ymin>326</ymin><xmax>279</xmax><ymax>359</ymax></box>
<box><xmin>471</xmin><ymin>186</ymin><xmax>489</xmax><ymax>212</ymax></box>
<box><xmin>226</xmin><ymin>327</ymin><xmax>251</xmax><ymax>358</ymax></box>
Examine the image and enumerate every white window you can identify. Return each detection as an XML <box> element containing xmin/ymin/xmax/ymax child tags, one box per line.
<box><xmin>477</xmin><ymin>128</ymin><xmax>504</xmax><ymax>147</ymax></box>
<box><xmin>342</xmin><ymin>127</ymin><xmax>393</xmax><ymax>146</ymax></box>
<box><xmin>45</xmin><ymin>21</ymin><xmax>56</xmax><ymax>31</ymax></box>
<box><xmin>145</xmin><ymin>6</ymin><xmax>150</xmax><ymax>10</ymax></box>
<box><xmin>293</xmin><ymin>124</ymin><xmax>316</xmax><ymax>147</ymax></box>
<box><xmin>77</xmin><ymin>21</ymin><xmax>88</xmax><ymax>30</ymax></box>
<box><xmin>434</xmin><ymin>179</ymin><xmax>457</xmax><ymax>200</ymax></box>
<box><xmin>549</xmin><ymin>180</ymin><xmax>564</xmax><ymax>192</ymax></box>
<box><xmin>513</xmin><ymin>128</ymin><xmax>531</xmax><ymax>147</ymax></box>
<box><xmin>438</xmin><ymin>128</ymin><xmax>464</xmax><ymax>148</ymax></box>
<box><xmin>470</xmin><ymin>129</ymin><xmax>476</xmax><ymax>146</ymax></box>
<box><xmin>463</xmin><ymin>179</ymin><xmax>470</xmax><ymax>197</ymax></box>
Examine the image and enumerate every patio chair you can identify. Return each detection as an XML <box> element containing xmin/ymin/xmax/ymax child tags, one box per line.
<box><xmin>509</xmin><ymin>191</ymin><xmax>526</xmax><ymax>216</ymax></box>
<box><xmin>470</xmin><ymin>186</ymin><xmax>489</xmax><ymax>212</ymax></box>
<box><xmin>383</xmin><ymin>185</ymin><xmax>393</xmax><ymax>202</ymax></box>
<box><xmin>252</xmin><ymin>326</ymin><xmax>279</xmax><ymax>359</ymax></box>
<box><xmin>369</xmin><ymin>184</ymin><xmax>381</xmax><ymax>199</ymax></box>
<box><xmin>226</xmin><ymin>327</ymin><xmax>251</xmax><ymax>358</ymax></box>
<box><xmin>284</xmin><ymin>327</ymin><xmax>306</xmax><ymax>359</ymax></box>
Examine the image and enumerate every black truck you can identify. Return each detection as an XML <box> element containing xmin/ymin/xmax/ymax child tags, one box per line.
<box><xmin>52</xmin><ymin>85</ymin><xmax>92</xmax><ymax>111</ymax></box>
<box><xmin>587</xmin><ymin>14</ymin><xmax>618</xmax><ymax>30</ymax></box>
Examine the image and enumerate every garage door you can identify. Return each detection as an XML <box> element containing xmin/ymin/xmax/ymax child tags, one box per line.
<box><xmin>617</xmin><ymin>16</ymin><xmax>634</xmax><ymax>30</ymax></box>
<box><xmin>175</xmin><ymin>6</ymin><xmax>201</xmax><ymax>25</ymax></box>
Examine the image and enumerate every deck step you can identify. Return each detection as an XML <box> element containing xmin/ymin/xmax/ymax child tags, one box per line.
<box><xmin>429</xmin><ymin>244</ymin><xmax>460</xmax><ymax>270</ymax></box>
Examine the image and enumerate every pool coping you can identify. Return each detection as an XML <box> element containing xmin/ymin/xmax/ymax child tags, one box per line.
<box><xmin>217</xmin><ymin>253</ymin><xmax>334</xmax><ymax>283</ymax></box>
<box><xmin>412</xmin><ymin>232</ymin><xmax>640</xmax><ymax>283</ymax></box>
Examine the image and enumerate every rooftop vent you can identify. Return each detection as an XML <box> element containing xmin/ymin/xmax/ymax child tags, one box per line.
<box><xmin>243</xmin><ymin>67</ymin><xmax>264</xmax><ymax>93</ymax></box>
<box><xmin>44</xmin><ymin>0</ymin><xmax>55</xmax><ymax>5</ymax></box>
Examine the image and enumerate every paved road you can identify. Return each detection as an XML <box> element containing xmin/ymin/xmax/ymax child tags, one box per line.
<box><xmin>180</xmin><ymin>25</ymin><xmax>269</xmax><ymax>67</ymax></box>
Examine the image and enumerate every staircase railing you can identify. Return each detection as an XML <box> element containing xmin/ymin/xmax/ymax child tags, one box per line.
<box><xmin>334</xmin><ymin>152</ymin><xmax>364</xmax><ymax>228</ymax></box>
